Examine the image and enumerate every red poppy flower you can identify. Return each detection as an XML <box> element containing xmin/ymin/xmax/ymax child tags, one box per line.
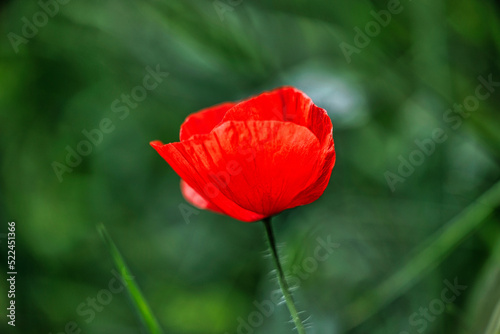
<box><xmin>151</xmin><ymin>87</ymin><xmax>335</xmax><ymax>222</ymax></box>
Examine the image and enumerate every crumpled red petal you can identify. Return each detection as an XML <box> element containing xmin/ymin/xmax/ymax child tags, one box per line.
<box><xmin>151</xmin><ymin>120</ymin><xmax>323</xmax><ymax>221</ymax></box>
<box><xmin>220</xmin><ymin>87</ymin><xmax>332</xmax><ymax>146</ymax></box>
<box><xmin>180</xmin><ymin>179</ymin><xmax>223</xmax><ymax>214</ymax></box>
<box><xmin>179</xmin><ymin>102</ymin><xmax>235</xmax><ymax>141</ymax></box>
<box><xmin>219</xmin><ymin>87</ymin><xmax>335</xmax><ymax>207</ymax></box>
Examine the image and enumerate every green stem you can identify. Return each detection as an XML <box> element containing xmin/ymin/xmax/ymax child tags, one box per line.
<box><xmin>262</xmin><ymin>217</ymin><xmax>306</xmax><ymax>334</ymax></box>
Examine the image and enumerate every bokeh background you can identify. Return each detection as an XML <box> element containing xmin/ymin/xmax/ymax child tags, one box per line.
<box><xmin>1</xmin><ymin>0</ymin><xmax>500</xmax><ymax>333</ymax></box>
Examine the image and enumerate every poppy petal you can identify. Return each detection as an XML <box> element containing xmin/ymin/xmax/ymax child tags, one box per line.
<box><xmin>288</xmin><ymin>138</ymin><xmax>335</xmax><ymax>208</ymax></box>
<box><xmin>180</xmin><ymin>179</ymin><xmax>223</xmax><ymax>213</ymax></box>
<box><xmin>220</xmin><ymin>88</ymin><xmax>336</xmax><ymax>207</ymax></box>
<box><xmin>220</xmin><ymin>87</ymin><xmax>333</xmax><ymax>148</ymax></box>
<box><xmin>151</xmin><ymin>120</ymin><xmax>323</xmax><ymax>220</ymax></box>
<box><xmin>179</xmin><ymin>102</ymin><xmax>235</xmax><ymax>141</ymax></box>
<box><xmin>151</xmin><ymin>139</ymin><xmax>266</xmax><ymax>222</ymax></box>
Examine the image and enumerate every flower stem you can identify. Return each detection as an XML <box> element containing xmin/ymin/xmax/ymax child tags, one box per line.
<box><xmin>262</xmin><ymin>217</ymin><xmax>306</xmax><ymax>334</ymax></box>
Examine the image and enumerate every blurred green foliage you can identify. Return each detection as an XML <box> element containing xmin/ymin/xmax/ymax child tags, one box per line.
<box><xmin>1</xmin><ymin>0</ymin><xmax>500</xmax><ymax>333</ymax></box>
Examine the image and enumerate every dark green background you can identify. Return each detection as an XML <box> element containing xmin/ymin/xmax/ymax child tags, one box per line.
<box><xmin>1</xmin><ymin>0</ymin><xmax>500</xmax><ymax>333</ymax></box>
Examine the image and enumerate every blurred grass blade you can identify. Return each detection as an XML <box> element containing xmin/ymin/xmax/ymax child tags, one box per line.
<box><xmin>343</xmin><ymin>180</ymin><xmax>500</xmax><ymax>329</ymax></box>
<box><xmin>485</xmin><ymin>300</ymin><xmax>500</xmax><ymax>334</ymax></box>
<box><xmin>97</xmin><ymin>224</ymin><xmax>164</xmax><ymax>334</ymax></box>
<box><xmin>463</xmin><ymin>231</ymin><xmax>500</xmax><ymax>334</ymax></box>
